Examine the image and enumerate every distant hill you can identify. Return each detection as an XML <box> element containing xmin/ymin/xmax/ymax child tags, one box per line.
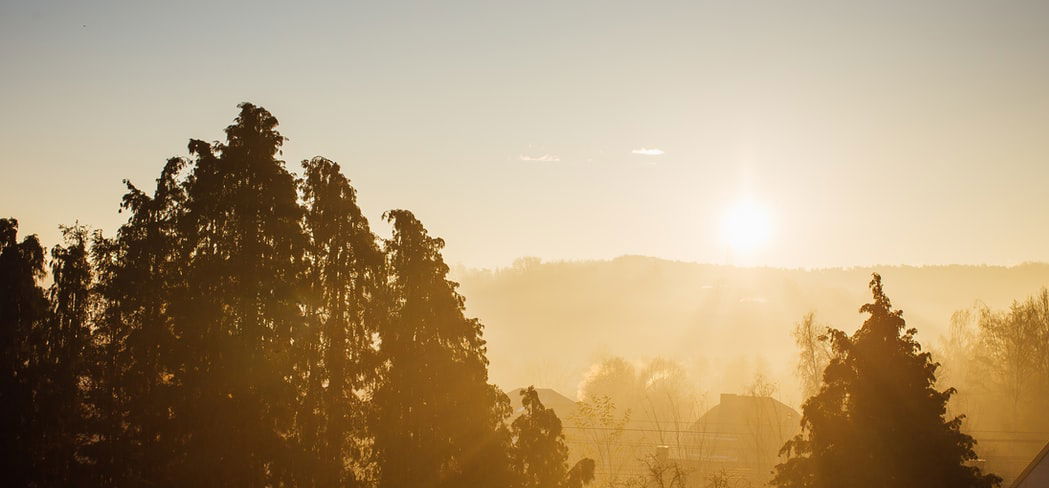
<box><xmin>454</xmin><ymin>257</ymin><xmax>1049</xmax><ymax>407</ymax></box>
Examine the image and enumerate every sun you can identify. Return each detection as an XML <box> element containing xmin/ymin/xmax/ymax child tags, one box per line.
<box><xmin>721</xmin><ymin>200</ymin><xmax>773</xmax><ymax>256</ymax></box>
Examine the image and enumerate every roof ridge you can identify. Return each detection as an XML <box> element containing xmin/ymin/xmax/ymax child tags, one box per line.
<box><xmin>1010</xmin><ymin>440</ymin><xmax>1049</xmax><ymax>488</ymax></box>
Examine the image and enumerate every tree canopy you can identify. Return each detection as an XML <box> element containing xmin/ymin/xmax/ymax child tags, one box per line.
<box><xmin>0</xmin><ymin>103</ymin><xmax>593</xmax><ymax>488</ymax></box>
<box><xmin>774</xmin><ymin>274</ymin><xmax>1001</xmax><ymax>488</ymax></box>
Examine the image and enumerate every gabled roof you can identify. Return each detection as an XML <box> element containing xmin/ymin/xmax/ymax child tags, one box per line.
<box><xmin>1011</xmin><ymin>440</ymin><xmax>1049</xmax><ymax>488</ymax></box>
<box><xmin>507</xmin><ymin>387</ymin><xmax>580</xmax><ymax>422</ymax></box>
<box><xmin>690</xmin><ymin>393</ymin><xmax>800</xmax><ymax>434</ymax></box>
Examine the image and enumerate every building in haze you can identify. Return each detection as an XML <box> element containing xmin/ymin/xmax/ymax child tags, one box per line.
<box><xmin>1011</xmin><ymin>441</ymin><xmax>1049</xmax><ymax>488</ymax></box>
<box><xmin>506</xmin><ymin>387</ymin><xmax>580</xmax><ymax>422</ymax></box>
<box><xmin>665</xmin><ymin>393</ymin><xmax>801</xmax><ymax>487</ymax></box>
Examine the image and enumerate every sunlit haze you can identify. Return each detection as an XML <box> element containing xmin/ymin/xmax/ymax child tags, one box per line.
<box><xmin>721</xmin><ymin>199</ymin><xmax>774</xmax><ymax>262</ymax></box>
<box><xmin>3</xmin><ymin>2</ymin><xmax>1049</xmax><ymax>487</ymax></box>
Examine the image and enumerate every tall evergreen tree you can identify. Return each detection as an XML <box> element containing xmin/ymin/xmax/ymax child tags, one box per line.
<box><xmin>38</xmin><ymin>224</ymin><xmax>96</xmax><ymax>485</ymax></box>
<box><xmin>87</xmin><ymin>157</ymin><xmax>187</xmax><ymax>485</ymax></box>
<box><xmin>168</xmin><ymin>103</ymin><xmax>306</xmax><ymax>486</ymax></box>
<box><xmin>0</xmin><ymin>218</ymin><xmax>48</xmax><ymax>486</ymax></box>
<box><xmin>773</xmin><ymin>274</ymin><xmax>1001</xmax><ymax>488</ymax></box>
<box><xmin>373</xmin><ymin>209</ymin><xmax>513</xmax><ymax>488</ymax></box>
<box><xmin>297</xmin><ymin>156</ymin><xmax>385</xmax><ymax>487</ymax></box>
<box><xmin>2</xmin><ymin>103</ymin><xmax>619</xmax><ymax>488</ymax></box>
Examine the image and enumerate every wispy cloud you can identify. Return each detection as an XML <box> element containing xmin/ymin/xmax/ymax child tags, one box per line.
<box><xmin>631</xmin><ymin>147</ymin><xmax>664</xmax><ymax>156</ymax></box>
<box><xmin>739</xmin><ymin>296</ymin><xmax>768</xmax><ymax>304</ymax></box>
<box><xmin>519</xmin><ymin>154</ymin><xmax>561</xmax><ymax>162</ymax></box>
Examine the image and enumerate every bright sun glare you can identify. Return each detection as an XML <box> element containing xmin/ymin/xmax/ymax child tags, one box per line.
<box><xmin>721</xmin><ymin>200</ymin><xmax>773</xmax><ymax>256</ymax></box>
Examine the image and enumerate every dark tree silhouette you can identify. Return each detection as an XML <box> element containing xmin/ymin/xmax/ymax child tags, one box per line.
<box><xmin>510</xmin><ymin>386</ymin><xmax>595</xmax><ymax>488</ymax></box>
<box><xmin>87</xmin><ymin>156</ymin><xmax>187</xmax><ymax>485</ymax></box>
<box><xmin>0</xmin><ymin>221</ymin><xmax>96</xmax><ymax>487</ymax></box>
<box><xmin>39</xmin><ymin>225</ymin><xmax>95</xmax><ymax>484</ymax></box>
<box><xmin>0</xmin><ymin>103</ymin><xmax>630</xmax><ymax>488</ymax></box>
<box><xmin>167</xmin><ymin>103</ymin><xmax>307</xmax><ymax>486</ymax></box>
<box><xmin>373</xmin><ymin>209</ymin><xmax>514</xmax><ymax>488</ymax></box>
<box><xmin>297</xmin><ymin>156</ymin><xmax>385</xmax><ymax>487</ymax></box>
<box><xmin>773</xmin><ymin>274</ymin><xmax>1001</xmax><ymax>488</ymax></box>
<box><xmin>0</xmin><ymin>218</ymin><xmax>48</xmax><ymax>486</ymax></box>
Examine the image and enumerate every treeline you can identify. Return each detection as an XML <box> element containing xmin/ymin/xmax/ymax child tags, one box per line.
<box><xmin>939</xmin><ymin>289</ymin><xmax>1049</xmax><ymax>434</ymax></box>
<box><xmin>0</xmin><ymin>103</ymin><xmax>593</xmax><ymax>488</ymax></box>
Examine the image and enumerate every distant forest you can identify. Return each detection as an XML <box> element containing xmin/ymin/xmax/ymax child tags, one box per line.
<box><xmin>2</xmin><ymin>103</ymin><xmax>1041</xmax><ymax>488</ymax></box>
<box><xmin>457</xmin><ymin>258</ymin><xmax>1049</xmax><ymax>406</ymax></box>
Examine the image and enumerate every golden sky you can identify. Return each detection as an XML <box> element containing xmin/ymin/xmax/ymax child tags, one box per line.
<box><xmin>2</xmin><ymin>0</ymin><xmax>1048</xmax><ymax>268</ymax></box>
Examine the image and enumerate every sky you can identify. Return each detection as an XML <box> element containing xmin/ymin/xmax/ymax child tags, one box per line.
<box><xmin>2</xmin><ymin>0</ymin><xmax>1049</xmax><ymax>269</ymax></box>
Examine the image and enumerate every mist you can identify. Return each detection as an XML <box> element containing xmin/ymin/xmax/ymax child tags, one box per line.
<box><xmin>4</xmin><ymin>1</ymin><xmax>1049</xmax><ymax>486</ymax></box>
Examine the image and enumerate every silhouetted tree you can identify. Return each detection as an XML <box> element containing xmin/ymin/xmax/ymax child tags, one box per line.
<box><xmin>1</xmin><ymin>103</ymin><xmax>632</xmax><ymax>488</ymax></box>
<box><xmin>566</xmin><ymin>459</ymin><xmax>598</xmax><ymax>488</ymax></box>
<box><xmin>296</xmin><ymin>156</ymin><xmax>385</xmax><ymax>487</ymax></box>
<box><xmin>37</xmin><ymin>224</ymin><xmax>96</xmax><ymax>484</ymax></box>
<box><xmin>86</xmin><ymin>156</ymin><xmax>187</xmax><ymax>485</ymax></box>
<box><xmin>511</xmin><ymin>386</ymin><xmax>595</xmax><ymax>488</ymax></box>
<box><xmin>0</xmin><ymin>218</ymin><xmax>48</xmax><ymax>486</ymax></box>
<box><xmin>167</xmin><ymin>103</ymin><xmax>307</xmax><ymax>486</ymax></box>
<box><xmin>372</xmin><ymin>209</ymin><xmax>514</xmax><ymax>488</ymax></box>
<box><xmin>773</xmin><ymin>274</ymin><xmax>1001</xmax><ymax>488</ymax></box>
<box><xmin>0</xmin><ymin>221</ymin><xmax>96</xmax><ymax>486</ymax></box>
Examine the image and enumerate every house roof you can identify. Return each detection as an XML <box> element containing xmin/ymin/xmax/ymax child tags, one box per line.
<box><xmin>507</xmin><ymin>387</ymin><xmax>580</xmax><ymax>422</ymax></box>
<box><xmin>690</xmin><ymin>393</ymin><xmax>801</xmax><ymax>434</ymax></box>
<box><xmin>1011</xmin><ymin>440</ymin><xmax>1049</xmax><ymax>488</ymax></box>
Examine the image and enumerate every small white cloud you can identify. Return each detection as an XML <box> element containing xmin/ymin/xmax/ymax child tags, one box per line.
<box><xmin>519</xmin><ymin>154</ymin><xmax>560</xmax><ymax>162</ymax></box>
<box><xmin>738</xmin><ymin>296</ymin><xmax>768</xmax><ymax>304</ymax></box>
<box><xmin>632</xmin><ymin>147</ymin><xmax>665</xmax><ymax>156</ymax></box>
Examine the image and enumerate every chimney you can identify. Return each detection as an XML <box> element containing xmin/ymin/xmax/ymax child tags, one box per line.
<box><xmin>655</xmin><ymin>445</ymin><xmax>670</xmax><ymax>465</ymax></box>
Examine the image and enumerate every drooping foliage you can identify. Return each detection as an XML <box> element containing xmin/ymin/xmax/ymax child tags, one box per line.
<box><xmin>0</xmin><ymin>220</ymin><xmax>98</xmax><ymax>487</ymax></box>
<box><xmin>773</xmin><ymin>274</ymin><xmax>1001</xmax><ymax>488</ymax></box>
<box><xmin>373</xmin><ymin>209</ymin><xmax>515</xmax><ymax>488</ymax></box>
<box><xmin>86</xmin><ymin>156</ymin><xmax>187</xmax><ymax>485</ymax></box>
<box><xmin>0</xmin><ymin>218</ymin><xmax>48</xmax><ymax>486</ymax></box>
<box><xmin>40</xmin><ymin>225</ymin><xmax>96</xmax><ymax>484</ymax></box>
<box><xmin>166</xmin><ymin>103</ymin><xmax>308</xmax><ymax>486</ymax></box>
<box><xmin>296</xmin><ymin>156</ymin><xmax>385</xmax><ymax>487</ymax></box>
<box><xmin>2</xmin><ymin>103</ymin><xmax>593</xmax><ymax>488</ymax></box>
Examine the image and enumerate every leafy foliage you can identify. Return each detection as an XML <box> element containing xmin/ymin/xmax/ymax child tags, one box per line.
<box><xmin>372</xmin><ymin>209</ymin><xmax>515</xmax><ymax>487</ymax></box>
<box><xmin>297</xmin><ymin>156</ymin><xmax>385</xmax><ymax>487</ymax></box>
<box><xmin>0</xmin><ymin>218</ymin><xmax>48</xmax><ymax>486</ymax></box>
<box><xmin>773</xmin><ymin>274</ymin><xmax>1001</xmax><ymax>488</ymax></box>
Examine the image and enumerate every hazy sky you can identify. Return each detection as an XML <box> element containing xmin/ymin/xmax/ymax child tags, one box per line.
<box><xmin>3</xmin><ymin>0</ymin><xmax>1049</xmax><ymax>269</ymax></box>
